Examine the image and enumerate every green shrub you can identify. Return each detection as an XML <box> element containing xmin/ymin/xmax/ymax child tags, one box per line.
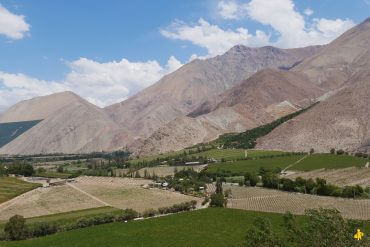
<box><xmin>4</xmin><ymin>215</ymin><xmax>28</xmax><ymax>240</ymax></box>
<box><xmin>29</xmin><ymin>222</ymin><xmax>57</xmax><ymax>238</ymax></box>
<box><xmin>115</xmin><ymin>209</ymin><xmax>139</xmax><ymax>222</ymax></box>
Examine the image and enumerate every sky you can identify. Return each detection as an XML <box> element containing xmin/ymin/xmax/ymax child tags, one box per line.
<box><xmin>0</xmin><ymin>0</ymin><xmax>369</xmax><ymax>111</ymax></box>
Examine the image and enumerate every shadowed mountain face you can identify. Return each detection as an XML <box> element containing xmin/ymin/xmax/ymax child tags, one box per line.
<box><xmin>0</xmin><ymin>120</ymin><xmax>42</xmax><ymax>148</ymax></box>
<box><xmin>104</xmin><ymin>45</ymin><xmax>321</xmax><ymax>140</ymax></box>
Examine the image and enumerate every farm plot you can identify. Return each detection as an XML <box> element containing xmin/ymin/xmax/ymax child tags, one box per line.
<box><xmin>0</xmin><ymin>185</ymin><xmax>102</xmax><ymax>221</ymax></box>
<box><xmin>226</xmin><ymin>186</ymin><xmax>370</xmax><ymax>220</ymax></box>
<box><xmin>289</xmin><ymin>154</ymin><xmax>368</xmax><ymax>171</ymax></box>
<box><xmin>206</xmin><ymin>155</ymin><xmax>305</xmax><ymax>175</ymax></box>
<box><xmin>73</xmin><ymin>177</ymin><xmax>201</xmax><ymax>213</ymax></box>
<box><xmin>284</xmin><ymin>167</ymin><xmax>370</xmax><ymax>187</ymax></box>
<box><xmin>0</xmin><ymin>177</ymin><xmax>41</xmax><ymax>204</ymax></box>
<box><xmin>136</xmin><ymin>165</ymin><xmax>207</xmax><ymax>177</ymax></box>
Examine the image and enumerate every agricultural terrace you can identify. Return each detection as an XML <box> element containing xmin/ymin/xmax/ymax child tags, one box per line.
<box><xmin>1</xmin><ymin>208</ymin><xmax>369</xmax><ymax>247</ymax></box>
<box><xmin>0</xmin><ymin>177</ymin><xmax>41</xmax><ymax>204</ymax></box>
<box><xmin>206</xmin><ymin>155</ymin><xmax>305</xmax><ymax>175</ymax></box>
<box><xmin>223</xmin><ymin>186</ymin><xmax>370</xmax><ymax>220</ymax></box>
<box><xmin>289</xmin><ymin>154</ymin><xmax>368</xmax><ymax>171</ymax></box>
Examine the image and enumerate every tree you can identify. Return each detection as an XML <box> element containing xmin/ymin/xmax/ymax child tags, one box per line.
<box><xmin>4</xmin><ymin>215</ymin><xmax>28</xmax><ymax>240</ymax></box>
<box><xmin>262</xmin><ymin>172</ymin><xmax>279</xmax><ymax>189</ymax></box>
<box><xmin>283</xmin><ymin>209</ymin><xmax>368</xmax><ymax>247</ymax></box>
<box><xmin>330</xmin><ymin>148</ymin><xmax>336</xmax><ymax>154</ymax></box>
<box><xmin>209</xmin><ymin>193</ymin><xmax>227</xmax><ymax>207</ymax></box>
<box><xmin>215</xmin><ymin>179</ymin><xmax>223</xmax><ymax>194</ymax></box>
<box><xmin>57</xmin><ymin>166</ymin><xmax>64</xmax><ymax>173</ymax></box>
<box><xmin>244</xmin><ymin>172</ymin><xmax>259</xmax><ymax>187</ymax></box>
<box><xmin>243</xmin><ymin>217</ymin><xmax>282</xmax><ymax>247</ymax></box>
<box><xmin>310</xmin><ymin>148</ymin><xmax>315</xmax><ymax>154</ymax></box>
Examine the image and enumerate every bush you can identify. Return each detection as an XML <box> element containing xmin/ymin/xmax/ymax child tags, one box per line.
<box><xmin>115</xmin><ymin>209</ymin><xmax>139</xmax><ymax>222</ymax></box>
<box><xmin>143</xmin><ymin>209</ymin><xmax>157</xmax><ymax>218</ymax></box>
<box><xmin>244</xmin><ymin>172</ymin><xmax>259</xmax><ymax>187</ymax></box>
<box><xmin>29</xmin><ymin>222</ymin><xmax>57</xmax><ymax>238</ymax></box>
<box><xmin>4</xmin><ymin>215</ymin><xmax>28</xmax><ymax>240</ymax></box>
<box><xmin>336</xmin><ymin>149</ymin><xmax>344</xmax><ymax>155</ymax></box>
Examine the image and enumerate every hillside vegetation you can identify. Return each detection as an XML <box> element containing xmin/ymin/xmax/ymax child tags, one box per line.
<box><xmin>214</xmin><ymin>103</ymin><xmax>318</xmax><ymax>149</ymax></box>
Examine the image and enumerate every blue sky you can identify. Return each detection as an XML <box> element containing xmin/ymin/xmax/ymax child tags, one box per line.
<box><xmin>0</xmin><ymin>0</ymin><xmax>369</xmax><ymax>109</ymax></box>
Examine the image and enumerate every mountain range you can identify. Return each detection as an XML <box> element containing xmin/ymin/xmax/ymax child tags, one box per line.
<box><xmin>0</xmin><ymin>17</ymin><xmax>369</xmax><ymax>155</ymax></box>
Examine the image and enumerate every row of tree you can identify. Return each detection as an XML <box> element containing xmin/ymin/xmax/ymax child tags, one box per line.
<box><xmin>1</xmin><ymin>209</ymin><xmax>138</xmax><ymax>241</ymax></box>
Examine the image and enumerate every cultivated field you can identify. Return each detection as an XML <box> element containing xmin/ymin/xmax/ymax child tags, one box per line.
<box><xmin>0</xmin><ymin>177</ymin><xmax>41</xmax><ymax>204</ymax></box>
<box><xmin>284</xmin><ymin>167</ymin><xmax>370</xmax><ymax>187</ymax></box>
<box><xmin>2</xmin><ymin>208</ymin><xmax>369</xmax><ymax>247</ymax></box>
<box><xmin>0</xmin><ymin>185</ymin><xmax>102</xmax><ymax>221</ymax></box>
<box><xmin>290</xmin><ymin>154</ymin><xmax>368</xmax><ymax>171</ymax></box>
<box><xmin>225</xmin><ymin>186</ymin><xmax>370</xmax><ymax>220</ymax></box>
<box><xmin>136</xmin><ymin>165</ymin><xmax>207</xmax><ymax>177</ymax></box>
<box><xmin>206</xmin><ymin>155</ymin><xmax>305</xmax><ymax>174</ymax></box>
<box><xmin>73</xmin><ymin>176</ymin><xmax>201</xmax><ymax>213</ymax></box>
<box><xmin>0</xmin><ymin>176</ymin><xmax>201</xmax><ymax>220</ymax></box>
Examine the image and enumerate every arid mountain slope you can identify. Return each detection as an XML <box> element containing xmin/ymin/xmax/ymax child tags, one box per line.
<box><xmin>257</xmin><ymin>71</ymin><xmax>370</xmax><ymax>153</ymax></box>
<box><xmin>293</xmin><ymin>17</ymin><xmax>370</xmax><ymax>89</ymax></box>
<box><xmin>0</xmin><ymin>92</ymin><xmax>81</xmax><ymax>123</ymax></box>
<box><xmin>256</xmin><ymin>18</ymin><xmax>370</xmax><ymax>153</ymax></box>
<box><xmin>0</xmin><ymin>92</ymin><xmax>131</xmax><ymax>154</ymax></box>
<box><xmin>135</xmin><ymin>69</ymin><xmax>325</xmax><ymax>155</ymax></box>
<box><xmin>105</xmin><ymin>45</ymin><xmax>321</xmax><ymax>139</ymax></box>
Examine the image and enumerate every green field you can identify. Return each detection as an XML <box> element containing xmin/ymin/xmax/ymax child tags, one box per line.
<box><xmin>206</xmin><ymin>155</ymin><xmax>305</xmax><ymax>175</ymax></box>
<box><xmin>130</xmin><ymin>148</ymin><xmax>286</xmax><ymax>165</ymax></box>
<box><xmin>0</xmin><ymin>177</ymin><xmax>41</xmax><ymax>204</ymax></box>
<box><xmin>194</xmin><ymin>149</ymin><xmax>285</xmax><ymax>161</ymax></box>
<box><xmin>290</xmin><ymin>154</ymin><xmax>368</xmax><ymax>171</ymax></box>
<box><xmin>0</xmin><ymin>207</ymin><xmax>122</xmax><ymax>231</ymax></box>
<box><xmin>0</xmin><ymin>120</ymin><xmax>42</xmax><ymax>148</ymax></box>
<box><xmin>1</xmin><ymin>208</ymin><xmax>368</xmax><ymax>247</ymax></box>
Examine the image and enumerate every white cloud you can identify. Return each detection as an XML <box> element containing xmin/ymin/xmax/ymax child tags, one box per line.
<box><xmin>161</xmin><ymin>18</ymin><xmax>270</xmax><ymax>57</ymax></box>
<box><xmin>244</xmin><ymin>0</ymin><xmax>355</xmax><ymax>48</ymax></box>
<box><xmin>304</xmin><ymin>8</ymin><xmax>314</xmax><ymax>16</ymax></box>
<box><xmin>218</xmin><ymin>1</ymin><xmax>239</xmax><ymax>20</ymax></box>
<box><xmin>0</xmin><ymin>56</ymin><xmax>183</xmax><ymax>109</ymax></box>
<box><xmin>0</xmin><ymin>4</ymin><xmax>30</xmax><ymax>39</ymax></box>
<box><xmin>162</xmin><ymin>0</ymin><xmax>355</xmax><ymax>57</ymax></box>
